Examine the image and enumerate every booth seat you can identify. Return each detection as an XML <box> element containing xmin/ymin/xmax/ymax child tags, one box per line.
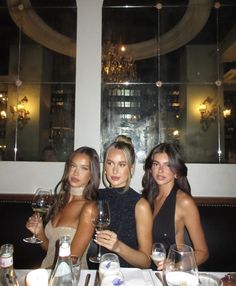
<box><xmin>196</xmin><ymin>198</ymin><xmax>236</xmax><ymax>272</ymax></box>
<box><xmin>0</xmin><ymin>195</ymin><xmax>45</xmax><ymax>269</ymax></box>
<box><xmin>0</xmin><ymin>195</ymin><xmax>235</xmax><ymax>271</ymax></box>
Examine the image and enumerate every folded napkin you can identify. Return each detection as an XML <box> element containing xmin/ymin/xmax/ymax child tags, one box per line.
<box><xmin>121</xmin><ymin>268</ymin><xmax>146</xmax><ymax>286</ymax></box>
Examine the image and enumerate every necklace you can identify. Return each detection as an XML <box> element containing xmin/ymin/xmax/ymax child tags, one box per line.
<box><xmin>70</xmin><ymin>187</ymin><xmax>84</xmax><ymax>196</ymax></box>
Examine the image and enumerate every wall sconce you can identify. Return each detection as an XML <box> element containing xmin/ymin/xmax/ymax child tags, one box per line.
<box><xmin>223</xmin><ymin>108</ymin><xmax>231</xmax><ymax>118</ymax></box>
<box><xmin>199</xmin><ymin>96</ymin><xmax>217</xmax><ymax>132</ymax></box>
<box><xmin>0</xmin><ymin>92</ymin><xmax>7</xmax><ymax>119</ymax></box>
<box><xmin>10</xmin><ymin>96</ymin><xmax>30</xmax><ymax>129</ymax></box>
<box><xmin>173</xmin><ymin>129</ymin><xmax>179</xmax><ymax>137</ymax></box>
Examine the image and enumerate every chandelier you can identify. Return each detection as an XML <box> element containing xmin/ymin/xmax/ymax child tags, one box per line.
<box><xmin>102</xmin><ymin>41</ymin><xmax>137</xmax><ymax>83</ymax></box>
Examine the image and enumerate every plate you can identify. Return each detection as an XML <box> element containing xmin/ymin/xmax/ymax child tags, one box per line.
<box><xmin>199</xmin><ymin>273</ymin><xmax>223</xmax><ymax>286</ymax></box>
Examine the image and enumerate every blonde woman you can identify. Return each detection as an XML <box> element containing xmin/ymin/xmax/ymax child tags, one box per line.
<box><xmin>95</xmin><ymin>136</ymin><xmax>153</xmax><ymax>268</ymax></box>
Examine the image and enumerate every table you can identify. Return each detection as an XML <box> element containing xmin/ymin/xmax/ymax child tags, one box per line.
<box><xmin>16</xmin><ymin>269</ymin><xmax>227</xmax><ymax>286</ymax></box>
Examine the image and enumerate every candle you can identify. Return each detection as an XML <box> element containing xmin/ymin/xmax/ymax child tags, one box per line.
<box><xmin>25</xmin><ymin>268</ymin><xmax>48</xmax><ymax>286</ymax></box>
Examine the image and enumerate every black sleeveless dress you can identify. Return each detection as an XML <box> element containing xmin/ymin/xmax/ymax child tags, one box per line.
<box><xmin>151</xmin><ymin>183</ymin><xmax>178</xmax><ymax>269</ymax></box>
<box><xmin>99</xmin><ymin>187</ymin><xmax>141</xmax><ymax>267</ymax></box>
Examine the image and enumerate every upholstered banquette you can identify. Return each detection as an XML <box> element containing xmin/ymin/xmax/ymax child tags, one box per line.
<box><xmin>0</xmin><ymin>194</ymin><xmax>235</xmax><ymax>271</ymax></box>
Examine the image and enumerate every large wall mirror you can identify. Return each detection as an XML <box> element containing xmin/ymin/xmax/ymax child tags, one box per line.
<box><xmin>0</xmin><ymin>0</ymin><xmax>76</xmax><ymax>161</ymax></box>
<box><xmin>101</xmin><ymin>0</ymin><xmax>236</xmax><ymax>163</ymax></box>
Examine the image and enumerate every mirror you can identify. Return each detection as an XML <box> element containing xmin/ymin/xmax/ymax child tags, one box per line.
<box><xmin>101</xmin><ymin>0</ymin><xmax>236</xmax><ymax>163</ymax></box>
<box><xmin>0</xmin><ymin>0</ymin><xmax>76</xmax><ymax>161</ymax></box>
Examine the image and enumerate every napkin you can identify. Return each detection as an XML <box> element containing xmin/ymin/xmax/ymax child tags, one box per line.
<box><xmin>121</xmin><ymin>268</ymin><xmax>146</xmax><ymax>286</ymax></box>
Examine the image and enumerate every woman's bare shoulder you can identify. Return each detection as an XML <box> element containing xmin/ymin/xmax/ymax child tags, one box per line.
<box><xmin>81</xmin><ymin>200</ymin><xmax>96</xmax><ymax>214</ymax></box>
<box><xmin>176</xmin><ymin>190</ymin><xmax>196</xmax><ymax>209</ymax></box>
<box><xmin>136</xmin><ymin>197</ymin><xmax>152</xmax><ymax>211</ymax></box>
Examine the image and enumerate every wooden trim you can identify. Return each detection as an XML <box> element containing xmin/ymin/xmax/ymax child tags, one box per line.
<box><xmin>0</xmin><ymin>194</ymin><xmax>236</xmax><ymax>205</ymax></box>
<box><xmin>193</xmin><ymin>196</ymin><xmax>236</xmax><ymax>205</ymax></box>
<box><xmin>0</xmin><ymin>194</ymin><xmax>34</xmax><ymax>203</ymax></box>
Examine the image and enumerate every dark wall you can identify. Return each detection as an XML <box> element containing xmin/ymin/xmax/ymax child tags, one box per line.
<box><xmin>0</xmin><ymin>200</ymin><xmax>45</xmax><ymax>269</ymax></box>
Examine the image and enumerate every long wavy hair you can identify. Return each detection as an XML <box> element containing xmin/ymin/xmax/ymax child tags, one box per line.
<box><xmin>103</xmin><ymin>135</ymin><xmax>135</xmax><ymax>191</ymax></box>
<box><xmin>48</xmin><ymin>146</ymin><xmax>100</xmax><ymax>220</ymax></box>
<box><xmin>142</xmin><ymin>143</ymin><xmax>191</xmax><ymax>212</ymax></box>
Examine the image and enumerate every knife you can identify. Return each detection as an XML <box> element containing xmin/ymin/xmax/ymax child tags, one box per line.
<box><xmin>94</xmin><ymin>271</ymin><xmax>100</xmax><ymax>286</ymax></box>
<box><xmin>155</xmin><ymin>272</ymin><xmax>163</xmax><ymax>284</ymax></box>
<box><xmin>84</xmin><ymin>273</ymin><xmax>91</xmax><ymax>286</ymax></box>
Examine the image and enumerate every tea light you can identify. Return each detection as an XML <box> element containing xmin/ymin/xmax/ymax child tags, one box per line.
<box><xmin>25</xmin><ymin>268</ymin><xmax>48</xmax><ymax>286</ymax></box>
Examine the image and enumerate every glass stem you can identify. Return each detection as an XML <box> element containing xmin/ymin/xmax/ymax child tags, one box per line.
<box><xmin>97</xmin><ymin>245</ymin><xmax>102</xmax><ymax>260</ymax></box>
<box><xmin>33</xmin><ymin>212</ymin><xmax>39</xmax><ymax>238</ymax></box>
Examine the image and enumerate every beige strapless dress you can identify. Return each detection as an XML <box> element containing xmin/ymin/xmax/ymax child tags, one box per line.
<box><xmin>41</xmin><ymin>220</ymin><xmax>88</xmax><ymax>269</ymax></box>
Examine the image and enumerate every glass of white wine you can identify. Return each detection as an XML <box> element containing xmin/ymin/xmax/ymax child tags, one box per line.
<box><xmin>23</xmin><ymin>188</ymin><xmax>52</xmax><ymax>244</ymax></box>
<box><xmin>151</xmin><ymin>242</ymin><xmax>166</xmax><ymax>269</ymax></box>
<box><xmin>89</xmin><ymin>200</ymin><xmax>111</xmax><ymax>263</ymax></box>
<box><xmin>163</xmin><ymin>244</ymin><xmax>199</xmax><ymax>286</ymax></box>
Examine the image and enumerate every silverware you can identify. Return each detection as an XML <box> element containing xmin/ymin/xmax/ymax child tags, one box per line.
<box><xmin>94</xmin><ymin>271</ymin><xmax>100</xmax><ymax>286</ymax></box>
<box><xmin>155</xmin><ymin>272</ymin><xmax>163</xmax><ymax>284</ymax></box>
<box><xmin>84</xmin><ymin>273</ymin><xmax>91</xmax><ymax>286</ymax></box>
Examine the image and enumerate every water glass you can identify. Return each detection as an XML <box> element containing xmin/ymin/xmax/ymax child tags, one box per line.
<box><xmin>163</xmin><ymin>244</ymin><xmax>199</xmax><ymax>286</ymax></box>
<box><xmin>72</xmin><ymin>259</ymin><xmax>81</xmax><ymax>285</ymax></box>
<box><xmin>99</xmin><ymin>253</ymin><xmax>120</xmax><ymax>282</ymax></box>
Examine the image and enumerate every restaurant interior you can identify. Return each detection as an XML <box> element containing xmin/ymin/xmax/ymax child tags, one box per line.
<box><xmin>0</xmin><ymin>0</ymin><xmax>236</xmax><ymax>276</ymax></box>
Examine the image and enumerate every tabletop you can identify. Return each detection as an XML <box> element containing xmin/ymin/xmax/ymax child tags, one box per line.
<box><xmin>16</xmin><ymin>268</ymin><xmax>227</xmax><ymax>286</ymax></box>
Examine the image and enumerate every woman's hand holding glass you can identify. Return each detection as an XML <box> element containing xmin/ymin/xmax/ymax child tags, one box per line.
<box><xmin>89</xmin><ymin>200</ymin><xmax>111</xmax><ymax>263</ymax></box>
<box><xmin>25</xmin><ymin>213</ymin><xmax>43</xmax><ymax>237</ymax></box>
<box><xmin>24</xmin><ymin>188</ymin><xmax>52</xmax><ymax>244</ymax></box>
<box><xmin>151</xmin><ymin>242</ymin><xmax>166</xmax><ymax>270</ymax></box>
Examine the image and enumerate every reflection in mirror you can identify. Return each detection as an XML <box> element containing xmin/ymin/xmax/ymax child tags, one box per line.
<box><xmin>0</xmin><ymin>1</ymin><xmax>76</xmax><ymax>161</ymax></box>
<box><xmin>101</xmin><ymin>1</ymin><xmax>236</xmax><ymax>163</ymax></box>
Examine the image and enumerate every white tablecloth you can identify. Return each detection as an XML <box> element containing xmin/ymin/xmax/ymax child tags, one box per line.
<box><xmin>16</xmin><ymin>269</ymin><xmax>227</xmax><ymax>286</ymax></box>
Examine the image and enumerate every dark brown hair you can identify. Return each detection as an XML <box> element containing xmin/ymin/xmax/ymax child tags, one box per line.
<box><xmin>142</xmin><ymin>143</ymin><xmax>191</xmax><ymax>211</ymax></box>
<box><xmin>49</xmin><ymin>146</ymin><xmax>100</xmax><ymax>220</ymax></box>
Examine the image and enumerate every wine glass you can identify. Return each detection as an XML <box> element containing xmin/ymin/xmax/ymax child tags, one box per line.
<box><xmin>89</xmin><ymin>200</ymin><xmax>111</xmax><ymax>263</ymax></box>
<box><xmin>163</xmin><ymin>244</ymin><xmax>199</xmax><ymax>286</ymax></box>
<box><xmin>23</xmin><ymin>188</ymin><xmax>52</xmax><ymax>244</ymax></box>
<box><xmin>151</xmin><ymin>242</ymin><xmax>166</xmax><ymax>269</ymax></box>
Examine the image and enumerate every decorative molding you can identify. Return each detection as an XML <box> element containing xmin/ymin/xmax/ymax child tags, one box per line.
<box><xmin>6</xmin><ymin>0</ymin><xmax>212</xmax><ymax>60</ymax></box>
<box><xmin>6</xmin><ymin>0</ymin><xmax>76</xmax><ymax>57</ymax></box>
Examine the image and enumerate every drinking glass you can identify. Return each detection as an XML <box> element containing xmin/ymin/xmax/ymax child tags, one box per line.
<box><xmin>163</xmin><ymin>244</ymin><xmax>199</xmax><ymax>286</ymax></box>
<box><xmin>23</xmin><ymin>188</ymin><xmax>52</xmax><ymax>244</ymax></box>
<box><xmin>99</xmin><ymin>253</ymin><xmax>120</xmax><ymax>281</ymax></box>
<box><xmin>151</xmin><ymin>242</ymin><xmax>166</xmax><ymax>269</ymax></box>
<box><xmin>72</xmin><ymin>258</ymin><xmax>81</xmax><ymax>285</ymax></box>
<box><xmin>89</xmin><ymin>200</ymin><xmax>111</xmax><ymax>263</ymax></box>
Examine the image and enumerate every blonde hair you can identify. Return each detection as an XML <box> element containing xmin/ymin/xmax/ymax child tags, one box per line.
<box><xmin>103</xmin><ymin>135</ymin><xmax>135</xmax><ymax>191</ymax></box>
<box><xmin>115</xmin><ymin>135</ymin><xmax>133</xmax><ymax>146</ymax></box>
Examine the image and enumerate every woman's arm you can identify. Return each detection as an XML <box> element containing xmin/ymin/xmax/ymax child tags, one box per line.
<box><xmin>177</xmin><ymin>193</ymin><xmax>209</xmax><ymax>265</ymax></box>
<box><xmin>70</xmin><ymin>202</ymin><xmax>95</xmax><ymax>263</ymax></box>
<box><xmin>95</xmin><ymin>198</ymin><xmax>153</xmax><ymax>268</ymax></box>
